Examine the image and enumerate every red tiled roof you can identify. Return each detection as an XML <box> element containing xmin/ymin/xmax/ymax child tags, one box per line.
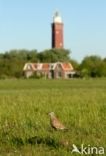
<box><xmin>23</xmin><ymin>62</ymin><xmax>74</xmax><ymax>72</ymax></box>
<box><xmin>42</xmin><ymin>63</ymin><xmax>49</xmax><ymax>70</ymax></box>
<box><xmin>62</xmin><ymin>63</ymin><xmax>73</xmax><ymax>71</ymax></box>
<box><xmin>31</xmin><ymin>63</ymin><xmax>37</xmax><ymax>70</ymax></box>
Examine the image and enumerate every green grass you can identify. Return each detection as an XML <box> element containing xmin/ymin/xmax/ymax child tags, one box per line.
<box><xmin>0</xmin><ymin>79</ymin><xmax>106</xmax><ymax>155</ymax></box>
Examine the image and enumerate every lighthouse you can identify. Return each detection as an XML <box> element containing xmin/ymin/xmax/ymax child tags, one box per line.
<box><xmin>51</xmin><ymin>12</ymin><xmax>64</xmax><ymax>49</ymax></box>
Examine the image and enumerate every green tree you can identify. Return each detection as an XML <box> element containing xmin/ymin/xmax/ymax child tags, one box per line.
<box><xmin>38</xmin><ymin>48</ymin><xmax>71</xmax><ymax>62</ymax></box>
<box><xmin>80</xmin><ymin>55</ymin><xmax>104</xmax><ymax>77</ymax></box>
<box><xmin>0</xmin><ymin>49</ymin><xmax>38</xmax><ymax>78</ymax></box>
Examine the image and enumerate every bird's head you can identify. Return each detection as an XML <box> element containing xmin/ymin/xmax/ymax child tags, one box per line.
<box><xmin>48</xmin><ymin>112</ymin><xmax>55</xmax><ymax>117</ymax></box>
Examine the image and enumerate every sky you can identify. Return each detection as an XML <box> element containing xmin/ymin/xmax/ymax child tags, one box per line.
<box><xmin>0</xmin><ymin>0</ymin><xmax>106</xmax><ymax>62</ymax></box>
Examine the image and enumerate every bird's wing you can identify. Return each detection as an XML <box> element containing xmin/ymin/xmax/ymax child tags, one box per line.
<box><xmin>52</xmin><ymin>118</ymin><xmax>66</xmax><ymax>129</ymax></box>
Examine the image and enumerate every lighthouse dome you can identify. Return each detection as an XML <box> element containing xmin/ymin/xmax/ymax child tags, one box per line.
<box><xmin>53</xmin><ymin>11</ymin><xmax>62</xmax><ymax>23</ymax></box>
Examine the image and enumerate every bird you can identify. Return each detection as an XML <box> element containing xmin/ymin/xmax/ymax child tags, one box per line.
<box><xmin>48</xmin><ymin>112</ymin><xmax>68</xmax><ymax>130</ymax></box>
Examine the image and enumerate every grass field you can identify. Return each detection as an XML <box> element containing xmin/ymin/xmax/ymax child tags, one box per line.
<box><xmin>0</xmin><ymin>79</ymin><xmax>106</xmax><ymax>156</ymax></box>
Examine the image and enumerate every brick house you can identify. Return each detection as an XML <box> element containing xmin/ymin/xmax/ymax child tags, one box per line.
<box><xmin>23</xmin><ymin>62</ymin><xmax>75</xmax><ymax>79</ymax></box>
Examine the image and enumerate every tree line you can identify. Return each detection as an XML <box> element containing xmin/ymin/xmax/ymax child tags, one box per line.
<box><xmin>0</xmin><ymin>48</ymin><xmax>106</xmax><ymax>78</ymax></box>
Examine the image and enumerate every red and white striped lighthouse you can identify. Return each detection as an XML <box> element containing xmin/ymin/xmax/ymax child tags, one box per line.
<box><xmin>51</xmin><ymin>12</ymin><xmax>64</xmax><ymax>49</ymax></box>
